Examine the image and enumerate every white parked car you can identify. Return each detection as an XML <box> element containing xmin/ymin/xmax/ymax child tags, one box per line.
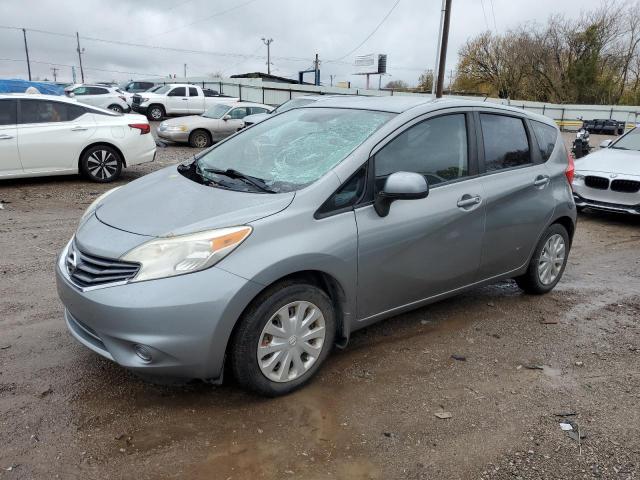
<box><xmin>131</xmin><ymin>84</ymin><xmax>238</xmax><ymax>121</ymax></box>
<box><xmin>157</xmin><ymin>101</ymin><xmax>273</xmax><ymax>147</ymax></box>
<box><xmin>0</xmin><ymin>94</ymin><xmax>156</xmax><ymax>182</ymax></box>
<box><xmin>572</xmin><ymin>127</ymin><xmax>640</xmax><ymax>215</ymax></box>
<box><xmin>65</xmin><ymin>84</ymin><xmax>130</xmax><ymax>113</ymax></box>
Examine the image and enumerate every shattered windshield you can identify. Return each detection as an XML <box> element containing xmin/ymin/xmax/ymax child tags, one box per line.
<box><xmin>195</xmin><ymin>107</ymin><xmax>394</xmax><ymax>192</ymax></box>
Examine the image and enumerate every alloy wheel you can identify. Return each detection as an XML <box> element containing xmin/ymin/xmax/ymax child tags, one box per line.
<box><xmin>193</xmin><ymin>132</ymin><xmax>209</xmax><ymax>148</ymax></box>
<box><xmin>150</xmin><ymin>108</ymin><xmax>162</xmax><ymax>120</ymax></box>
<box><xmin>537</xmin><ymin>233</ymin><xmax>565</xmax><ymax>285</ymax></box>
<box><xmin>257</xmin><ymin>301</ymin><xmax>326</xmax><ymax>383</ymax></box>
<box><xmin>87</xmin><ymin>150</ymin><xmax>119</xmax><ymax>181</ymax></box>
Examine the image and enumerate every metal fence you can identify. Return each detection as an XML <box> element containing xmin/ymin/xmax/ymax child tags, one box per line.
<box><xmin>150</xmin><ymin>76</ymin><xmax>640</xmax><ymax>131</ymax></box>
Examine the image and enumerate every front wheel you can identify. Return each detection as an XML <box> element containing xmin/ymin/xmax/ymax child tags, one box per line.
<box><xmin>80</xmin><ymin>145</ymin><xmax>122</xmax><ymax>183</ymax></box>
<box><xmin>515</xmin><ymin>224</ymin><xmax>570</xmax><ymax>294</ymax></box>
<box><xmin>147</xmin><ymin>105</ymin><xmax>164</xmax><ymax>121</ymax></box>
<box><xmin>229</xmin><ymin>283</ymin><xmax>335</xmax><ymax>396</ymax></box>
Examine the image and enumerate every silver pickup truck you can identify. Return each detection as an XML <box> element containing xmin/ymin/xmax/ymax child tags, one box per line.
<box><xmin>131</xmin><ymin>84</ymin><xmax>238</xmax><ymax>121</ymax></box>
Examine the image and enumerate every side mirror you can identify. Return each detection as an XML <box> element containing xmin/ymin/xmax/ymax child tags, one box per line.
<box><xmin>374</xmin><ymin>171</ymin><xmax>429</xmax><ymax>217</ymax></box>
<box><xmin>599</xmin><ymin>139</ymin><xmax>613</xmax><ymax>148</ymax></box>
<box><xmin>223</xmin><ymin>115</ymin><xmax>231</xmax><ymax>121</ymax></box>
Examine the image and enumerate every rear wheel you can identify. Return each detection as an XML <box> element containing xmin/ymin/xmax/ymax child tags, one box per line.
<box><xmin>80</xmin><ymin>145</ymin><xmax>122</xmax><ymax>183</ymax></box>
<box><xmin>189</xmin><ymin>129</ymin><xmax>211</xmax><ymax>148</ymax></box>
<box><xmin>230</xmin><ymin>282</ymin><xmax>335</xmax><ymax>396</ymax></box>
<box><xmin>108</xmin><ymin>104</ymin><xmax>123</xmax><ymax>113</ymax></box>
<box><xmin>147</xmin><ymin>104</ymin><xmax>164</xmax><ymax>121</ymax></box>
<box><xmin>515</xmin><ymin>224</ymin><xmax>570</xmax><ymax>294</ymax></box>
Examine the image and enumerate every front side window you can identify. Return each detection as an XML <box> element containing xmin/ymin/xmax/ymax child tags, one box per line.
<box><xmin>375</xmin><ymin>114</ymin><xmax>469</xmax><ymax>188</ymax></box>
<box><xmin>480</xmin><ymin>114</ymin><xmax>531</xmax><ymax>171</ymax></box>
<box><xmin>531</xmin><ymin>120</ymin><xmax>558</xmax><ymax>161</ymax></box>
<box><xmin>168</xmin><ymin>87</ymin><xmax>186</xmax><ymax>97</ymax></box>
<box><xmin>195</xmin><ymin>107</ymin><xmax>393</xmax><ymax>193</ymax></box>
<box><xmin>20</xmin><ymin>100</ymin><xmax>74</xmax><ymax>124</ymax></box>
<box><xmin>0</xmin><ymin>99</ymin><xmax>17</xmax><ymax>125</ymax></box>
<box><xmin>611</xmin><ymin>127</ymin><xmax>640</xmax><ymax>151</ymax></box>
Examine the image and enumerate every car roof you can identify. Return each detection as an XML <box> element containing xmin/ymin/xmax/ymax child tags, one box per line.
<box><xmin>0</xmin><ymin>93</ymin><xmax>77</xmax><ymax>102</ymax></box>
<box><xmin>212</xmin><ymin>101</ymin><xmax>272</xmax><ymax>108</ymax></box>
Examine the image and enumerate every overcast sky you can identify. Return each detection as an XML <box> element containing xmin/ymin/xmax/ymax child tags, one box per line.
<box><xmin>0</xmin><ymin>0</ymin><xmax>606</xmax><ymax>87</ymax></box>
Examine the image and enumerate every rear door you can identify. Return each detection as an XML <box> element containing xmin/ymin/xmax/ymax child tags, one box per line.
<box><xmin>0</xmin><ymin>99</ymin><xmax>21</xmax><ymax>176</ymax></box>
<box><xmin>17</xmin><ymin>99</ymin><xmax>95</xmax><ymax>172</ymax></box>
<box><xmin>355</xmin><ymin>110</ymin><xmax>486</xmax><ymax>321</ymax></box>
<box><xmin>166</xmin><ymin>86</ymin><xmax>188</xmax><ymax>114</ymax></box>
<box><xmin>475</xmin><ymin>110</ymin><xmax>556</xmax><ymax>278</ymax></box>
<box><xmin>187</xmin><ymin>87</ymin><xmax>204</xmax><ymax>114</ymax></box>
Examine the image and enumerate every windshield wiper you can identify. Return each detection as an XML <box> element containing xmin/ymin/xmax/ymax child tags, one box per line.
<box><xmin>203</xmin><ymin>168</ymin><xmax>276</xmax><ymax>193</ymax></box>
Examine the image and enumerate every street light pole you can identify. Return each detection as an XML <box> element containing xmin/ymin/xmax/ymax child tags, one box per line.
<box><xmin>261</xmin><ymin>37</ymin><xmax>273</xmax><ymax>75</ymax></box>
<box><xmin>435</xmin><ymin>0</ymin><xmax>452</xmax><ymax>98</ymax></box>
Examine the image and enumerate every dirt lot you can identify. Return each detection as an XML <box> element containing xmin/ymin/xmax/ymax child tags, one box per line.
<box><xmin>1</xmin><ymin>130</ymin><xmax>639</xmax><ymax>479</ymax></box>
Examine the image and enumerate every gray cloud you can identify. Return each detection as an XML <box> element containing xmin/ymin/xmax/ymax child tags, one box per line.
<box><xmin>0</xmin><ymin>0</ymin><xmax>605</xmax><ymax>87</ymax></box>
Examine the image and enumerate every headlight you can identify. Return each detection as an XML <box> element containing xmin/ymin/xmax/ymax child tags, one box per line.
<box><xmin>122</xmin><ymin>226</ymin><xmax>252</xmax><ymax>282</ymax></box>
<box><xmin>80</xmin><ymin>187</ymin><xmax>121</xmax><ymax>224</ymax></box>
<box><xmin>165</xmin><ymin>125</ymin><xmax>188</xmax><ymax>132</ymax></box>
<box><xmin>140</xmin><ymin>97</ymin><xmax>149</xmax><ymax>103</ymax></box>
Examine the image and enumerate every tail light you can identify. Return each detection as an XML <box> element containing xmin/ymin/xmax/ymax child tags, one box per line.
<box><xmin>565</xmin><ymin>152</ymin><xmax>575</xmax><ymax>184</ymax></box>
<box><xmin>129</xmin><ymin>123</ymin><xmax>150</xmax><ymax>135</ymax></box>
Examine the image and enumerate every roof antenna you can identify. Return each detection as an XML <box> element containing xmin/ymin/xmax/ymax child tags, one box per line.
<box><xmin>483</xmin><ymin>94</ymin><xmax>489</xmax><ymax>102</ymax></box>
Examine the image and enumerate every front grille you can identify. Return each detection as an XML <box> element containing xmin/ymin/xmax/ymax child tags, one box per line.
<box><xmin>584</xmin><ymin>175</ymin><xmax>610</xmax><ymax>190</ymax></box>
<box><xmin>611</xmin><ymin>179</ymin><xmax>640</xmax><ymax>193</ymax></box>
<box><xmin>132</xmin><ymin>95</ymin><xmax>141</xmax><ymax>105</ymax></box>
<box><xmin>66</xmin><ymin>241</ymin><xmax>139</xmax><ymax>288</ymax></box>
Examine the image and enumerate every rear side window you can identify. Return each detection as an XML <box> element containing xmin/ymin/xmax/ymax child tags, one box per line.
<box><xmin>189</xmin><ymin>87</ymin><xmax>198</xmax><ymax>96</ymax></box>
<box><xmin>19</xmin><ymin>100</ymin><xmax>85</xmax><ymax>124</ymax></box>
<box><xmin>204</xmin><ymin>89</ymin><xmax>219</xmax><ymax>97</ymax></box>
<box><xmin>87</xmin><ymin>87</ymin><xmax>108</xmax><ymax>95</ymax></box>
<box><xmin>0</xmin><ymin>99</ymin><xmax>17</xmax><ymax>125</ymax></box>
<box><xmin>531</xmin><ymin>120</ymin><xmax>558</xmax><ymax>161</ymax></box>
<box><xmin>375</xmin><ymin>113</ymin><xmax>469</xmax><ymax>188</ymax></box>
<box><xmin>480</xmin><ymin>114</ymin><xmax>531</xmax><ymax>172</ymax></box>
<box><xmin>169</xmin><ymin>87</ymin><xmax>186</xmax><ymax>97</ymax></box>
<box><xmin>250</xmin><ymin>107</ymin><xmax>269</xmax><ymax>114</ymax></box>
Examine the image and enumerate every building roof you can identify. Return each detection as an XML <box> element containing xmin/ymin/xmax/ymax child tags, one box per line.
<box><xmin>230</xmin><ymin>72</ymin><xmax>308</xmax><ymax>84</ymax></box>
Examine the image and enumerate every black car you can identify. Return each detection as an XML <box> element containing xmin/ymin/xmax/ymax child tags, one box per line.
<box><xmin>582</xmin><ymin>119</ymin><xmax>625</xmax><ymax>136</ymax></box>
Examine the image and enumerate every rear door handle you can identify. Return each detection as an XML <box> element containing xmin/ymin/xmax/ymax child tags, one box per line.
<box><xmin>457</xmin><ymin>194</ymin><xmax>482</xmax><ymax>209</ymax></box>
<box><xmin>0</xmin><ymin>133</ymin><xmax>14</xmax><ymax>139</ymax></box>
<box><xmin>70</xmin><ymin>126</ymin><xmax>88</xmax><ymax>131</ymax></box>
<box><xmin>534</xmin><ymin>175</ymin><xmax>550</xmax><ymax>187</ymax></box>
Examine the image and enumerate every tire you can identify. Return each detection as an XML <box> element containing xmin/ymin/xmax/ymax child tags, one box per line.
<box><xmin>80</xmin><ymin>145</ymin><xmax>122</xmax><ymax>183</ymax></box>
<box><xmin>515</xmin><ymin>224</ymin><xmax>570</xmax><ymax>295</ymax></box>
<box><xmin>229</xmin><ymin>282</ymin><xmax>336</xmax><ymax>396</ymax></box>
<box><xmin>108</xmin><ymin>104</ymin><xmax>123</xmax><ymax>113</ymax></box>
<box><xmin>189</xmin><ymin>129</ymin><xmax>211</xmax><ymax>148</ymax></box>
<box><xmin>147</xmin><ymin>104</ymin><xmax>164</xmax><ymax>121</ymax></box>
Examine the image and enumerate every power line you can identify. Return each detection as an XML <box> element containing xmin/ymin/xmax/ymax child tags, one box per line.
<box><xmin>329</xmin><ymin>0</ymin><xmax>402</xmax><ymax>62</ymax></box>
<box><xmin>146</xmin><ymin>0</ymin><xmax>261</xmax><ymax>39</ymax></box>
<box><xmin>0</xmin><ymin>57</ymin><xmax>167</xmax><ymax>78</ymax></box>
<box><xmin>488</xmin><ymin>0</ymin><xmax>498</xmax><ymax>31</ymax></box>
<box><xmin>479</xmin><ymin>0</ymin><xmax>490</xmax><ymax>32</ymax></box>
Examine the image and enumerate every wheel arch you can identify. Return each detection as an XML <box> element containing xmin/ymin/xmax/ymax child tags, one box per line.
<box><xmin>78</xmin><ymin>142</ymin><xmax>127</xmax><ymax>170</ymax></box>
<box><xmin>551</xmin><ymin>215</ymin><xmax>575</xmax><ymax>243</ymax></box>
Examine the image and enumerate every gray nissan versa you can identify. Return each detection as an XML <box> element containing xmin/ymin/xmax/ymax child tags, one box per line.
<box><xmin>56</xmin><ymin>96</ymin><xmax>577</xmax><ymax>396</ymax></box>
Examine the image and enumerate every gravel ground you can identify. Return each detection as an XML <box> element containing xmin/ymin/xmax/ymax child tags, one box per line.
<box><xmin>1</xmin><ymin>129</ymin><xmax>639</xmax><ymax>479</ymax></box>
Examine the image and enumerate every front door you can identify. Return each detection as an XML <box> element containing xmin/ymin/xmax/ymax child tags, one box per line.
<box><xmin>0</xmin><ymin>99</ymin><xmax>21</xmax><ymax>176</ymax></box>
<box><xmin>217</xmin><ymin>107</ymin><xmax>247</xmax><ymax>139</ymax></box>
<box><xmin>17</xmin><ymin>99</ymin><xmax>95</xmax><ymax>173</ymax></box>
<box><xmin>475</xmin><ymin>111</ymin><xmax>556</xmax><ymax>278</ymax></box>
<box><xmin>166</xmin><ymin>86</ymin><xmax>189</xmax><ymax>114</ymax></box>
<box><xmin>355</xmin><ymin>111</ymin><xmax>486</xmax><ymax>321</ymax></box>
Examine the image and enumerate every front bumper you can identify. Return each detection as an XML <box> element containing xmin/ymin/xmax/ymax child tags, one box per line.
<box><xmin>573</xmin><ymin>193</ymin><xmax>640</xmax><ymax>215</ymax></box>
<box><xmin>157</xmin><ymin>129</ymin><xmax>190</xmax><ymax>143</ymax></box>
<box><xmin>572</xmin><ymin>173</ymin><xmax>640</xmax><ymax>215</ymax></box>
<box><xmin>56</xmin><ymin>241</ymin><xmax>263</xmax><ymax>380</ymax></box>
<box><xmin>131</xmin><ymin>104</ymin><xmax>147</xmax><ymax>114</ymax></box>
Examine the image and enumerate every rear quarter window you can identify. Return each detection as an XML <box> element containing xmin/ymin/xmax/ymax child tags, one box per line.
<box><xmin>531</xmin><ymin>120</ymin><xmax>558</xmax><ymax>161</ymax></box>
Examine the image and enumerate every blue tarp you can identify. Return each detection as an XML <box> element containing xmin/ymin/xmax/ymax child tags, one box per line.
<box><xmin>0</xmin><ymin>79</ymin><xmax>65</xmax><ymax>95</ymax></box>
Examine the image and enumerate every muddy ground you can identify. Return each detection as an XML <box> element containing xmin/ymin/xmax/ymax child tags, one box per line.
<box><xmin>1</xmin><ymin>130</ymin><xmax>639</xmax><ymax>479</ymax></box>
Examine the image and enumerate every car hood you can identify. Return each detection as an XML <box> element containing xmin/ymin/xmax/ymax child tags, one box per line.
<box><xmin>575</xmin><ymin>148</ymin><xmax>640</xmax><ymax>176</ymax></box>
<box><xmin>94</xmin><ymin>166</ymin><xmax>295</xmax><ymax>237</ymax></box>
<box><xmin>161</xmin><ymin>115</ymin><xmax>217</xmax><ymax>127</ymax></box>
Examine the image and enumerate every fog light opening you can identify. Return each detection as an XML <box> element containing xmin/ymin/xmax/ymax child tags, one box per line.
<box><xmin>133</xmin><ymin>344</ymin><xmax>153</xmax><ymax>363</ymax></box>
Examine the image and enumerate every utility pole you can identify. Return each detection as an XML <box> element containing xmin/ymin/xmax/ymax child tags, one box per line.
<box><xmin>184</xmin><ymin>63</ymin><xmax>187</xmax><ymax>78</ymax></box>
<box><xmin>330</xmin><ymin>74</ymin><xmax>335</xmax><ymax>86</ymax></box>
<box><xmin>435</xmin><ymin>0</ymin><xmax>452</xmax><ymax>98</ymax></box>
<box><xmin>261</xmin><ymin>37</ymin><xmax>273</xmax><ymax>75</ymax></box>
<box><xmin>50</xmin><ymin>67</ymin><xmax>59</xmax><ymax>82</ymax></box>
<box><xmin>22</xmin><ymin>28</ymin><xmax>32</xmax><ymax>81</ymax></box>
<box><xmin>76</xmin><ymin>32</ymin><xmax>85</xmax><ymax>83</ymax></box>
<box><xmin>314</xmin><ymin>53</ymin><xmax>320</xmax><ymax>86</ymax></box>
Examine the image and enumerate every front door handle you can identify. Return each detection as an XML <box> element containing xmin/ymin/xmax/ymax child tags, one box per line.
<box><xmin>182</xmin><ymin>98</ymin><xmax>189</xmax><ymax>101</ymax></box>
<box><xmin>0</xmin><ymin>133</ymin><xmax>14</xmax><ymax>139</ymax></box>
<box><xmin>534</xmin><ymin>175</ymin><xmax>550</xmax><ymax>187</ymax></box>
<box><xmin>457</xmin><ymin>194</ymin><xmax>482</xmax><ymax>209</ymax></box>
<box><xmin>70</xmin><ymin>126</ymin><xmax>88</xmax><ymax>132</ymax></box>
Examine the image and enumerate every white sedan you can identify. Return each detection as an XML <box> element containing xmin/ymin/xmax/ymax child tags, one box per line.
<box><xmin>572</xmin><ymin>127</ymin><xmax>640</xmax><ymax>215</ymax></box>
<box><xmin>0</xmin><ymin>94</ymin><xmax>156</xmax><ymax>183</ymax></box>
